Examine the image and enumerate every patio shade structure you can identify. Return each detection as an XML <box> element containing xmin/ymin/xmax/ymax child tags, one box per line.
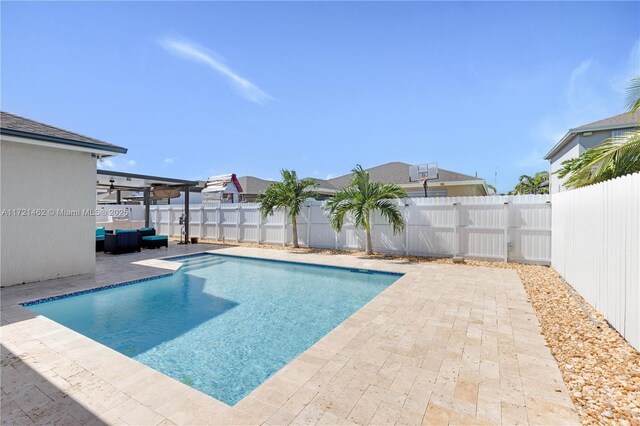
<box><xmin>97</xmin><ymin>169</ymin><xmax>200</xmax><ymax>242</ymax></box>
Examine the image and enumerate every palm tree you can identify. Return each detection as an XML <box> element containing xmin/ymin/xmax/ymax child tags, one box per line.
<box><xmin>626</xmin><ymin>77</ymin><xmax>640</xmax><ymax>113</ymax></box>
<box><xmin>257</xmin><ymin>169</ymin><xmax>318</xmax><ymax>248</ymax></box>
<box><xmin>555</xmin><ymin>76</ymin><xmax>640</xmax><ymax>188</ymax></box>
<box><xmin>561</xmin><ymin>131</ymin><xmax>640</xmax><ymax>188</ymax></box>
<box><xmin>325</xmin><ymin>165</ymin><xmax>407</xmax><ymax>255</ymax></box>
<box><xmin>514</xmin><ymin>171</ymin><xmax>549</xmax><ymax>195</ymax></box>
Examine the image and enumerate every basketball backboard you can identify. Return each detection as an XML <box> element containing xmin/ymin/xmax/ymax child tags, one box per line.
<box><xmin>409</xmin><ymin>163</ymin><xmax>439</xmax><ymax>182</ymax></box>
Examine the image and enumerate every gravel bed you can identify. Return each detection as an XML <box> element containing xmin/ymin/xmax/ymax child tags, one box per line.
<box><xmin>193</xmin><ymin>240</ymin><xmax>640</xmax><ymax>425</ymax></box>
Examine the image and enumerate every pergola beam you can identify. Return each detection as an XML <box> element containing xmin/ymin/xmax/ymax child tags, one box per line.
<box><xmin>144</xmin><ymin>188</ymin><xmax>151</xmax><ymax>228</ymax></box>
<box><xmin>184</xmin><ymin>185</ymin><xmax>190</xmax><ymax>243</ymax></box>
<box><xmin>96</xmin><ymin>170</ymin><xmax>201</xmax><ymax>239</ymax></box>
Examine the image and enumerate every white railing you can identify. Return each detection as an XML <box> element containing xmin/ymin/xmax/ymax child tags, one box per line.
<box><xmin>552</xmin><ymin>172</ymin><xmax>640</xmax><ymax>351</ymax></box>
<box><xmin>140</xmin><ymin>195</ymin><xmax>551</xmax><ymax>264</ymax></box>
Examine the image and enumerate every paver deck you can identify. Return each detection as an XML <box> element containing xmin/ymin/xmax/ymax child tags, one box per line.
<box><xmin>0</xmin><ymin>243</ymin><xmax>580</xmax><ymax>425</ymax></box>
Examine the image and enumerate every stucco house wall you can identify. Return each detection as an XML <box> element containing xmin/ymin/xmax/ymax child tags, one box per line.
<box><xmin>546</xmin><ymin>111</ymin><xmax>639</xmax><ymax>193</ymax></box>
<box><xmin>404</xmin><ymin>183</ymin><xmax>486</xmax><ymax>197</ymax></box>
<box><xmin>549</xmin><ymin>140</ymin><xmax>583</xmax><ymax>194</ymax></box>
<box><xmin>0</xmin><ymin>141</ymin><xmax>97</xmax><ymax>286</ymax></box>
<box><xmin>549</xmin><ymin>130</ymin><xmax>616</xmax><ymax>193</ymax></box>
<box><xmin>445</xmin><ymin>184</ymin><xmax>487</xmax><ymax>197</ymax></box>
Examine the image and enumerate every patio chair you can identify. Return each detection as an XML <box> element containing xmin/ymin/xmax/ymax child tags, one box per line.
<box><xmin>137</xmin><ymin>227</ymin><xmax>156</xmax><ymax>238</ymax></box>
<box><xmin>104</xmin><ymin>230</ymin><xmax>141</xmax><ymax>254</ymax></box>
<box><xmin>96</xmin><ymin>227</ymin><xmax>106</xmax><ymax>252</ymax></box>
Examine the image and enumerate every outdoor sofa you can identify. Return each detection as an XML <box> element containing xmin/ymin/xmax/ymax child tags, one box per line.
<box><xmin>104</xmin><ymin>229</ymin><xmax>141</xmax><ymax>254</ymax></box>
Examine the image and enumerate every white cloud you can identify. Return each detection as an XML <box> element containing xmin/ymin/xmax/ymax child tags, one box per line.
<box><xmin>513</xmin><ymin>148</ymin><xmax>548</xmax><ymax>169</ymax></box>
<box><xmin>518</xmin><ymin>43</ymin><xmax>638</xmax><ymax>171</ymax></box>
<box><xmin>164</xmin><ymin>158</ymin><xmax>175</xmax><ymax>165</ymax></box>
<box><xmin>566</xmin><ymin>58</ymin><xmax>592</xmax><ymax>108</ymax></box>
<box><xmin>97</xmin><ymin>158</ymin><xmax>137</xmax><ymax>170</ymax></box>
<box><xmin>611</xmin><ymin>39</ymin><xmax>640</xmax><ymax>100</ymax></box>
<box><xmin>100</xmin><ymin>158</ymin><xmax>115</xmax><ymax>169</ymax></box>
<box><xmin>531</xmin><ymin>43</ymin><xmax>639</xmax><ymax>152</ymax></box>
<box><xmin>159</xmin><ymin>36</ymin><xmax>272</xmax><ymax>104</ymax></box>
<box><xmin>325</xmin><ymin>173</ymin><xmax>336</xmax><ymax>179</ymax></box>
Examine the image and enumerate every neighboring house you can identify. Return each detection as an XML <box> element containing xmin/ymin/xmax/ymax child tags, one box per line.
<box><xmin>544</xmin><ymin>110</ymin><xmax>639</xmax><ymax>193</ymax></box>
<box><xmin>328</xmin><ymin>162</ymin><xmax>489</xmax><ymax>197</ymax></box>
<box><xmin>238</xmin><ymin>162</ymin><xmax>488</xmax><ymax>201</ymax></box>
<box><xmin>237</xmin><ymin>176</ymin><xmax>337</xmax><ymax>202</ymax></box>
<box><xmin>0</xmin><ymin>111</ymin><xmax>127</xmax><ymax>286</ymax></box>
<box><xmin>202</xmin><ymin>174</ymin><xmax>244</xmax><ymax>203</ymax></box>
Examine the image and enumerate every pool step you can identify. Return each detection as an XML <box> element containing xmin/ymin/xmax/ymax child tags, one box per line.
<box><xmin>179</xmin><ymin>255</ymin><xmax>218</xmax><ymax>266</ymax></box>
<box><xmin>179</xmin><ymin>257</ymin><xmax>226</xmax><ymax>272</ymax></box>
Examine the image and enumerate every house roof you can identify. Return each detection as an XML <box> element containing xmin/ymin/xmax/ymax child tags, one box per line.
<box><xmin>326</xmin><ymin>162</ymin><xmax>484</xmax><ymax>189</ymax></box>
<box><xmin>96</xmin><ymin>169</ymin><xmax>198</xmax><ymax>190</ymax></box>
<box><xmin>572</xmin><ymin>110</ymin><xmax>640</xmax><ymax>132</ymax></box>
<box><xmin>237</xmin><ymin>176</ymin><xmax>337</xmax><ymax>196</ymax></box>
<box><xmin>544</xmin><ymin>110</ymin><xmax>640</xmax><ymax>160</ymax></box>
<box><xmin>203</xmin><ymin>173</ymin><xmax>243</xmax><ymax>194</ymax></box>
<box><xmin>237</xmin><ymin>163</ymin><xmax>485</xmax><ymax>197</ymax></box>
<box><xmin>0</xmin><ymin>111</ymin><xmax>127</xmax><ymax>154</ymax></box>
<box><xmin>310</xmin><ymin>178</ymin><xmax>337</xmax><ymax>191</ymax></box>
<box><xmin>237</xmin><ymin>176</ymin><xmax>273</xmax><ymax>195</ymax></box>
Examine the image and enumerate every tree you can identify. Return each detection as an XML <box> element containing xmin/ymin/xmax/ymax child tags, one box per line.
<box><xmin>514</xmin><ymin>171</ymin><xmax>549</xmax><ymax>194</ymax></box>
<box><xmin>554</xmin><ymin>76</ymin><xmax>640</xmax><ymax>188</ymax></box>
<box><xmin>257</xmin><ymin>169</ymin><xmax>318</xmax><ymax>248</ymax></box>
<box><xmin>325</xmin><ymin>165</ymin><xmax>407</xmax><ymax>255</ymax></box>
<box><xmin>626</xmin><ymin>77</ymin><xmax>640</xmax><ymax>113</ymax></box>
<box><xmin>559</xmin><ymin>132</ymin><xmax>640</xmax><ymax>188</ymax></box>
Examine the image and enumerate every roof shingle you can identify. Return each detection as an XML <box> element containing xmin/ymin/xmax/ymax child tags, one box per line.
<box><xmin>237</xmin><ymin>175</ymin><xmax>337</xmax><ymax>196</ymax></box>
<box><xmin>572</xmin><ymin>110</ymin><xmax>640</xmax><ymax>132</ymax></box>
<box><xmin>544</xmin><ymin>110</ymin><xmax>640</xmax><ymax>159</ymax></box>
<box><xmin>0</xmin><ymin>111</ymin><xmax>126</xmax><ymax>153</ymax></box>
<box><xmin>327</xmin><ymin>162</ymin><xmax>483</xmax><ymax>188</ymax></box>
<box><xmin>239</xmin><ymin>163</ymin><xmax>484</xmax><ymax>196</ymax></box>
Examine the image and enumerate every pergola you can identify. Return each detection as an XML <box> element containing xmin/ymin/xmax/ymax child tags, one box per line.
<box><xmin>96</xmin><ymin>169</ymin><xmax>200</xmax><ymax>242</ymax></box>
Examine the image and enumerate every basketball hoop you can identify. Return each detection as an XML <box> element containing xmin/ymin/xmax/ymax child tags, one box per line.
<box><xmin>409</xmin><ymin>163</ymin><xmax>439</xmax><ymax>197</ymax></box>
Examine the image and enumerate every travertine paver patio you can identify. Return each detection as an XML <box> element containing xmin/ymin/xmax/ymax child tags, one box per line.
<box><xmin>0</xmin><ymin>243</ymin><xmax>580</xmax><ymax>425</ymax></box>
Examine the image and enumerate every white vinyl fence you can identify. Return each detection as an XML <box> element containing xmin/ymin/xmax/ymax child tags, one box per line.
<box><xmin>143</xmin><ymin>195</ymin><xmax>551</xmax><ymax>264</ymax></box>
<box><xmin>552</xmin><ymin>172</ymin><xmax>640</xmax><ymax>351</ymax></box>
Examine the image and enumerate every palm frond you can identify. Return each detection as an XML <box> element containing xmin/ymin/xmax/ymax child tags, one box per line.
<box><xmin>325</xmin><ymin>165</ymin><xmax>406</xmax><ymax>236</ymax></box>
<box><xmin>565</xmin><ymin>130</ymin><xmax>640</xmax><ymax>188</ymax></box>
<box><xmin>373</xmin><ymin>199</ymin><xmax>405</xmax><ymax>234</ymax></box>
<box><xmin>325</xmin><ymin>189</ymin><xmax>359</xmax><ymax>232</ymax></box>
<box><xmin>257</xmin><ymin>169</ymin><xmax>319</xmax><ymax>218</ymax></box>
<box><xmin>626</xmin><ymin>77</ymin><xmax>640</xmax><ymax>113</ymax></box>
<box><xmin>513</xmin><ymin>171</ymin><xmax>549</xmax><ymax>194</ymax></box>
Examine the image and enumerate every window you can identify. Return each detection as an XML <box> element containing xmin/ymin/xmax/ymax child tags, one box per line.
<box><xmin>611</xmin><ymin>128</ymin><xmax>634</xmax><ymax>137</ymax></box>
<box><xmin>407</xmin><ymin>189</ymin><xmax>448</xmax><ymax>198</ymax></box>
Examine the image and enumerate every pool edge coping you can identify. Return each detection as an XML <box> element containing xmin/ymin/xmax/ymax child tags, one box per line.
<box><xmin>1</xmin><ymin>246</ymin><xmax>581</xmax><ymax>426</ymax></box>
<box><xmin>20</xmin><ymin>251</ymin><xmax>404</xmax><ymax>307</ymax></box>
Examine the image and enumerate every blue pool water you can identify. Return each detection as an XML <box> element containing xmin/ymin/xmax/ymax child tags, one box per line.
<box><xmin>26</xmin><ymin>254</ymin><xmax>400</xmax><ymax>405</ymax></box>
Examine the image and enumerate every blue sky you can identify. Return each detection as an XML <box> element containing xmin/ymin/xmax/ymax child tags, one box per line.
<box><xmin>2</xmin><ymin>2</ymin><xmax>638</xmax><ymax>193</ymax></box>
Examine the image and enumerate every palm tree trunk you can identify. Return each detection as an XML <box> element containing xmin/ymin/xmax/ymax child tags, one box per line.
<box><xmin>291</xmin><ymin>216</ymin><xmax>299</xmax><ymax>248</ymax></box>
<box><xmin>365</xmin><ymin>214</ymin><xmax>373</xmax><ymax>254</ymax></box>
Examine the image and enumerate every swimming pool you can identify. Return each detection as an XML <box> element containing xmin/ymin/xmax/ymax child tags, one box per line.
<box><xmin>25</xmin><ymin>253</ymin><xmax>401</xmax><ymax>405</ymax></box>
